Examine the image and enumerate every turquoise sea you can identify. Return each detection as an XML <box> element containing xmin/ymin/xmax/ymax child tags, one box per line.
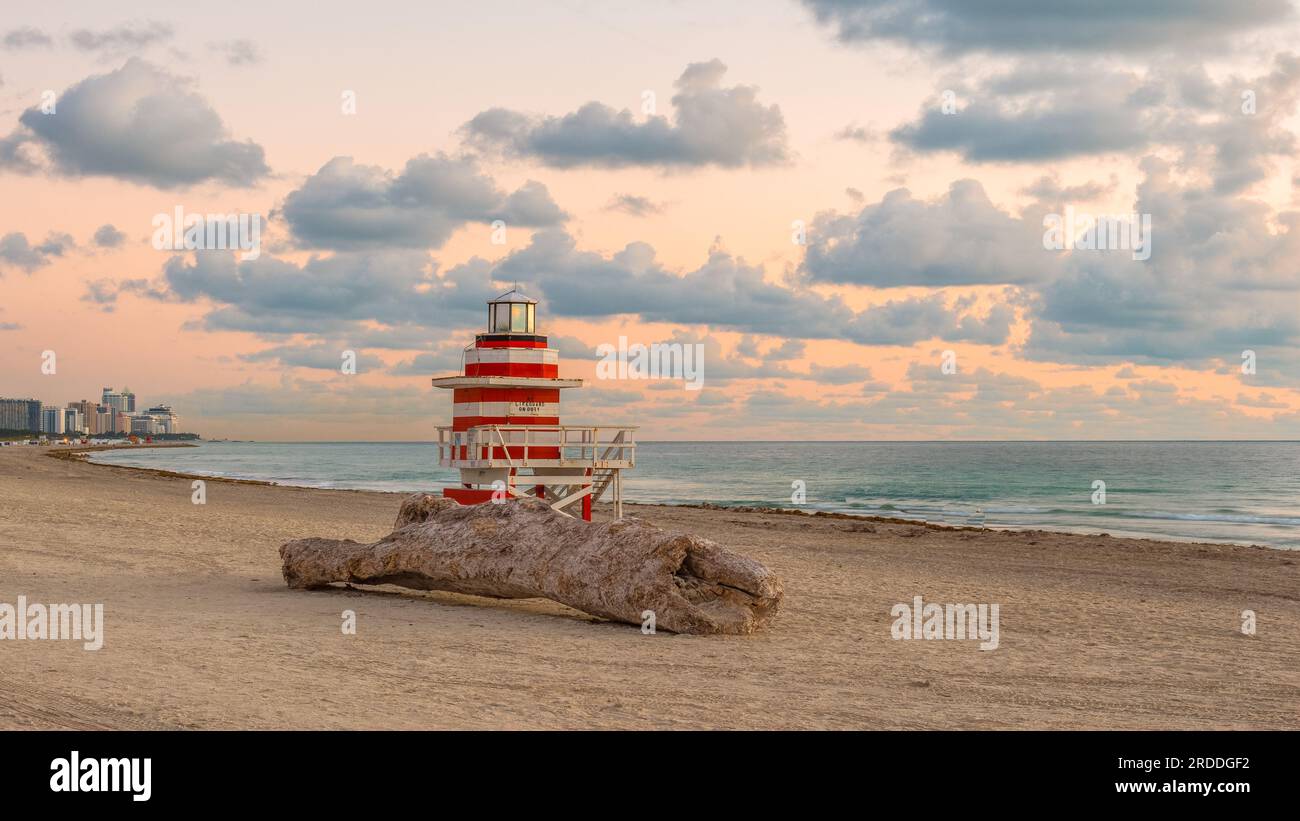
<box><xmin>89</xmin><ymin>440</ymin><xmax>1300</xmax><ymax>549</ymax></box>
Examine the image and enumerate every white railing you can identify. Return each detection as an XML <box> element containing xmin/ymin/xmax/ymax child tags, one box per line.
<box><xmin>437</xmin><ymin>425</ymin><xmax>636</xmax><ymax>469</ymax></box>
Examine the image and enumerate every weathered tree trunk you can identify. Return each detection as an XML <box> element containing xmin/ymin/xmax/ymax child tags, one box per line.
<box><xmin>279</xmin><ymin>494</ymin><xmax>783</xmax><ymax>635</ymax></box>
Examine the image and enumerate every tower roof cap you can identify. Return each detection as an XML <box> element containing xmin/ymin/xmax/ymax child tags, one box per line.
<box><xmin>489</xmin><ymin>288</ymin><xmax>536</xmax><ymax>304</ymax></box>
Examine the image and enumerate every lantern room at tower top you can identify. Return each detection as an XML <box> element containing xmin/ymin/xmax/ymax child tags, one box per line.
<box><xmin>432</xmin><ymin>289</ymin><xmax>636</xmax><ymax>521</ymax></box>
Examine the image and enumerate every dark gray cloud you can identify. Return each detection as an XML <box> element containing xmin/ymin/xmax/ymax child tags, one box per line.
<box><xmin>157</xmin><ymin>248</ymin><xmax>493</xmax><ymax>335</ymax></box>
<box><xmin>388</xmin><ymin>347</ymin><xmax>465</xmax><ymax>376</ymax></box>
<box><xmin>605</xmin><ymin>194</ymin><xmax>666</xmax><ymax>217</ymax></box>
<box><xmin>806</xmin><ymin>363</ymin><xmax>875</xmax><ymax>385</ymax></box>
<box><xmin>0</xmin><ymin>58</ymin><xmax>269</xmax><ymax>188</ymax></box>
<box><xmin>1022</xmin><ymin>156</ymin><xmax>1300</xmax><ymax>376</ymax></box>
<box><xmin>280</xmin><ymin>154</ymin><xmax>566</xmax><ymax>251</ymax></box>
<box><xmin>802</xmin><ymin>153</ymin><xmax>1300</xmax><ymax>377</ymax></box>
<box><xmin>891</xmin><ymin>92</ymin><xmax>1150</xmax><ymax>162</ymax></box>
<box><xmin>81</xmin><ymin>276</ymin><xmax>160</xmax><ymax>309</ymax></box>
<box><xmin>240</xmin><ymin>343</ymin><xmax>384</xmax><ymax>373</ymax></box>
<box><xmin>124</xmin><ymin>220</ymin><xmax>1010</xmax><ymax>353</ymax></box>
<box><xmin>846</xmin><ymin>293</ymin><xmax>1014</xmax><ymax>345</ymax></box>
<box><xmin>549</xmin><ymin>335</ymin><xmax>601</xmax><ymax>359</ymax></box>
<box><xmin>83</xmin><ymin>278</ymin><xmax>125</xmax><ymax>305</ymax></box>
<box><xmin>804</xmin><ymin>179</ymin><xmax>1051</xmax><ymax>286</ymax></box>
<box><xmin>461</xmin><ymin>59</ymin><xmax>789</xmax><ymax>169</ymax></box>
<box><xmin>471</xmin><ymin>228</ymin><xmax>1012</xmax><ymax>346</ymax></box>
<box><xmin>800</xmin><ymin>0</ymin><xmax>1291</xmax><ymax>55</ymax></box>
<box><xmin>889</xmin><ymin>56</ymin><xmax>1300</xmax><ymax>194</ymax></box>
<box><xmin>173</xmin><ymin>376</ymin><xmax>435</xmax><ymax>422</ymax></box>
<box><xmin>811</xmin><ymin>54</ymin><xmax>1300</xmax><ymax>373</ymax></box>
<box><xmin>70</xmin><ymin>21</ymin><xmax>173</xmax><ymax>55</ymax></box>
<box><xmin>0</xmin><ymin>231</ymin><xmax>74</xmax><ymax>274</ymax></box>
<box><xmin>2</xmin><ymin>26</ymin><xmax>53</xmax><ymax>50</ymax></box>
<box><xmin>92</xmin><ymin>223</ymin><xmax>127</xmax><ymax>248</ymax></box>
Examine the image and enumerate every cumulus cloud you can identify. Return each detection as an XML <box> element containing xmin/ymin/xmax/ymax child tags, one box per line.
<box><xmin>461</xmin><ymin>59</ymin><xmax>789</xmax><ymax>169</ymax></box>
<box><xmin>388</xmin><ymin>348</ymin><xmax>465</xmax><ymax>376</ymax></box>
<box><xmin>470</xmin><ymin>228</ymin><xmax>1012</xmax><ymax>346</ymax></box>
<box><xmin>891</xmin><ymin>82</ymin><xmax>1151</xmax><ymax>162</ymax></box>
<box><xmin>92</xmin><ymin>223</ymin><xmax>127</xmax><ymax>248</ymax></box>
<box><xmin>0</xmin><ymin>231</ymin><xmax>74</xmax><ymax>274</ymax></box>
<box><xmin>1023</xmin><ymin>156</ymin><xmax>1300</xmax><ymax>375</ymax></box>
<box><xmin>69</xmin><ymin>21</ymin><xmax>173</xmax><ymax>55</ymax></box>
<box><xmin>604</xmin><ymin>194</ymin><xmax>666</xmax><ymax>216</ymax></box>
<box><xmin>800</xmin><ymin>0</ymin><xmax>1290</xmax><ymax>55</ymax></box>
<box><xmin>240</xmin><ymin>343</ymin><xmax>384</xmax><ymax>373</ymax></box>
<box><xmin>173</xmin><ymin>375</ymin><xmax>435</xmax><ymax>421</ymax></box>
<box><xmin>280</xmin><ymin>154</ymin><xmax>566</xmax><ymax>251</ymax></box>
<box><xmin>806</xmin><ymin>362</ymin><xmax>876</xmax><ymax>385</ymax></box>
<box><xmin>165</xmin><ymin>250</ymin><xmax>478</xmax><ymax>329</ymax></box>
<box><xmin>122</xmin><ymin>219</ymin><xmax>1011</xmax><ymax>353</ymax></box>
<box><xmin>2</xmin><ymin>26</ymin><xmax>53</xmax><ymax>50</ymax></box>
<box><xmin>0</xmin><ymin>58</ymin><xmax>269</xmax><ymax>188</ymax></box>
<box><xmin>81</xmin><ymin>277</ymin><xmax>156</xmax><ymax>310</ymax></box>
<box><xmin>890</xmin><ymin>56</ymin><xmax>1300</xmax><ymax>194</ymax></box>
<box><xmin>804</xmin><ymin>180</ymin><xmax>1051</xmax><ymax>286</ymax></box>
<box><xmin>801</xmin><ymin>157</ymin><xmax>1300</xmax><ymax>378</ymax></box>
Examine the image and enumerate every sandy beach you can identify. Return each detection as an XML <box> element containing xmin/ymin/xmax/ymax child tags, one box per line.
<box><xmin>0</xmin><ymin>444</ymin><xmax>1296</xmax><ymax>730</ymax></box>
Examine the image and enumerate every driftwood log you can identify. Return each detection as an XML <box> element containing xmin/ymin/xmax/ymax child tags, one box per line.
<box><xmin>279</xmin><ymin>494</ymin><xmax>783</xmax><ymax>634</ymax></box>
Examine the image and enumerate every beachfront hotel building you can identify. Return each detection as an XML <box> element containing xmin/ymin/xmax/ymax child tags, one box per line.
<box><xmin>40</xmin><ymin>405</ymin><xmax>65</xmax><ymax>435</ymax></box>
<box><xmin>68</xmin><ymin>400</ymin><xmax>99</xmax><ymax>434</ymax></box>
<box><xmin>0</xmin><ymin>398</ymin><xmax>42</xmax><ymax>432</ymax></box>
<box><xmin>145</xmin><ymin>404</ymin><xmax>179</xmax><ymax>434</ymax></box>
<box><xmin>63</xmin><ymin>407</ymin><xmax>86</xmax><ymax>435</ymax></box>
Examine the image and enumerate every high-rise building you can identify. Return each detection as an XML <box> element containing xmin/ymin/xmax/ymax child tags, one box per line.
<box><xmin>101</xmin><ymin>387</ymin><xmax>136</xmax><ymax>414</ymax></box>
<box><xmin>63</xmin><ymin>408</ymin><xmax>86</xmax><ymax>435</ymax></box>
<box><xmin>68</xmin><ymin>400</ymin><xmax>100</xmax><ymax>434</ymax></box>
<box><xmin>0</xmin><ymin>398</ymin><xmax>42</xmax><ymax>432</ymax></box>
<box><xmin>130</xmin><ymin>416</ymin><xmax>157</xmax><ymax>435</ymax></box>
<box><xmin>40</xmin><ymin>405</ymin><xmax>65</xmax><ymax>435</ymax></box>
<box><xmin>96</xmin><ymin>406</ymin><xmax>113</xmax><ymax>434</ymax></box>
<box><xmin>145</xmin><ymin>404</ymin><xmax>179</xmax><ymax>434</ymax></box>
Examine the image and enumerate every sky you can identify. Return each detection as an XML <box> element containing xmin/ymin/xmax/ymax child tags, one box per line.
<box><xmin>1</xmin><ymin>0</ymin><xmax>1299</xmax><ymax>440</ymax></box>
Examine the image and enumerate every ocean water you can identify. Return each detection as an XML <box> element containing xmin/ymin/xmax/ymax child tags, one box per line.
<box><xmin>89</xmin><ymin>440</ymin><xmax>1300</xmax><ymax>549</ymax></box>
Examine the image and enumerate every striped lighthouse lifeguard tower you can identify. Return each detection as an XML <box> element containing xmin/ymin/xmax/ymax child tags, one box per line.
<box><xmin>432</xmin><ymin>290</ymin><xmax>636</xmax><ymax>521</ymax></box>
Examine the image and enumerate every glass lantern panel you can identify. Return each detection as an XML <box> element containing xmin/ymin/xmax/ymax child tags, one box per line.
<box><xmin>511</xmin><ymin>303</ymin><xmax>527</xmax><ymax>332</ymax></box>
<box><xmin>493</xmin><ymin>304</ymin><xmax>511</xmax><ymax>332</ymax></box>
<box><xmin>527</xmin><ymin>303</ymin><xmax>535</xmax><ymax>333</ymax></box>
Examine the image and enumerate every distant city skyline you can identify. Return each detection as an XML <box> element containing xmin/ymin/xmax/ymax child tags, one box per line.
<box><xmin>2</xmin><ymin>2</ymin><xmax>1299</xmax><ymax>440</ymax></box>
<box><xmin>1</xmin><ymin>386</ymin><xmax>181</xmax><ymax>437</ymax></box>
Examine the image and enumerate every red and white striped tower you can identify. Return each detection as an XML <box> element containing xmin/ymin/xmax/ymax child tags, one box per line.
<box><xmin>432</xmin><ymin>290</ymin><xmax>636</xmax><ymax>521</ymax></box>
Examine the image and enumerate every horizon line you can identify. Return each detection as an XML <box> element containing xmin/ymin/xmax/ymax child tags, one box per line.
<box><xmin>195</xmin><ymin>438</ymin><xmax>1300</xmax><ymax>444</ymax></box>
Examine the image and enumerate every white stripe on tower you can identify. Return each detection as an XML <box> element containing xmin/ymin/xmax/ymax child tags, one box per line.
<box><xmin>464</xmin><ymin>348</ymin><xmax>558</xmax><ymax>365</ymax></box>
<box><xmin>452</xmin><ymin>401</ymin><xmax>561</xmax><ymax>417</ymax></box>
